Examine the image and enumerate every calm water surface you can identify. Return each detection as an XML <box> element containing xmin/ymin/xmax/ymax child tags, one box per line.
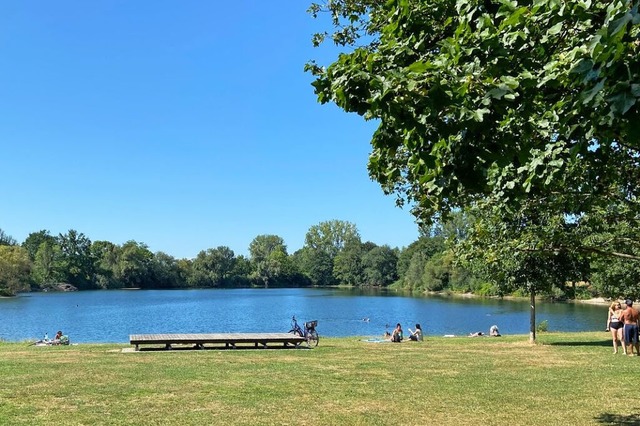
<box><xmin>0</xmin><ymin>288</ymin><xmax>606</xmax><ymax>343</ymax></box>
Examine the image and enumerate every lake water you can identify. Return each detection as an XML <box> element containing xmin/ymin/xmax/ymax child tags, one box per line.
<box><xmin>0</xmin><ymin>288</ymin><xmax>607</xmax><ymax>343</ymax></box>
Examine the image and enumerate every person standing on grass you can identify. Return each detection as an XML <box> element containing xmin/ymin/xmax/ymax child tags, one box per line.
<box><xmin>607</xmin><ymin>302</ymin><xmax>626</xmax><ymax>354</ymax></box>
<box><xmin>619</xmin><ymin>299</ymin><xmax>640</xmax><ymax>356</ymax></box>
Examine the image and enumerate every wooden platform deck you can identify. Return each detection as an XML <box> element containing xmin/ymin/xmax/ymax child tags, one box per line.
<box><xmin>129</xmin><ymin>333</ymin><xmax>306</xmax><ymax>351</ymax></box>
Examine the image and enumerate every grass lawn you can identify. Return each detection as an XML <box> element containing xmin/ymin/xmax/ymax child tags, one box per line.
<box><xmin>0</xmin><ymin>332</ymin><xmax>638</xmax><ymax>425</ymax></box>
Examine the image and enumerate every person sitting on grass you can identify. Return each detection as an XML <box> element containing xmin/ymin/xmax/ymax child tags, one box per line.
<box><xmin>489</xmin><ymin>325</ymin><xmax>501</xmax><ymax>337</ymax></box>
<box><xmin>408</xmin><ymin>324</ymin><xmax>423</xmax><ymax>341</ymax></box>
<box><xmin>52</xmin><ymin>331</ymin><xmax>70</xmax><ymax>345</ymax></box>
<box><xmin>391</xmin><ymin>323</ymin><xmax>403</xmax><ymax>342</ymax></box>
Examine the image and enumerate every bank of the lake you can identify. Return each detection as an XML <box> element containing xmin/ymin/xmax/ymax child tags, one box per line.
<box><xmin>426</xmin><ymin>289</ymin><xmax>612</xmax><ymax>306</ymax></box>
<box><xmin>1</xmin><ymin>332</ymin><xmax>638</xmax><ymax>425</ymax></box>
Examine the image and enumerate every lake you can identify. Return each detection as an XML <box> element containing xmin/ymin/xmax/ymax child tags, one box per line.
<box><xmin>0</xmin><ymin>288</ymin><xmax>607</xmax><ymax>343</ymax></box>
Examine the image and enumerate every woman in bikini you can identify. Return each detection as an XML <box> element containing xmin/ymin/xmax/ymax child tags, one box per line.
<box><xmin>607</xmin><ymin>301</ymin><xmax>626</xmax><ymax>354</ymax></box>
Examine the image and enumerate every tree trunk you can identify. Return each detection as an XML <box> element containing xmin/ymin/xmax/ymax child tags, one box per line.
<box><xmin>529</xmin><ymin>288</ymin><xmax>536</xmax><ymax>343</ymax></box>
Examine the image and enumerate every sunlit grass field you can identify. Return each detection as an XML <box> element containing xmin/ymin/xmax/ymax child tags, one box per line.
<box><xmin>0</xmin><ymin>332</ymin><xmax>638</xmax><ymax>425</ymax></box>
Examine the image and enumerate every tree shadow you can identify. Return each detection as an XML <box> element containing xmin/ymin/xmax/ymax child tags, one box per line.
<box><xmin>595</xmin><ymin>412</ymin><xmax>640</xmax><ymax>425</ymax></box>
<box><xmin>546</xmin><ymin>340</ymin><xmax>611</xmax><ymax>347</ymax></box>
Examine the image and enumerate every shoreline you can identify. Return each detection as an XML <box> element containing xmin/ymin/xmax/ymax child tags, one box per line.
<box><xmin>425</xmin><ymin>291</ymin><xmax>610</xmax><ymax>306</ymax></box>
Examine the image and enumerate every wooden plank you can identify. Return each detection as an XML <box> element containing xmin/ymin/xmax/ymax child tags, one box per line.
<box><xmin>129</xmin><ymin>332</ymin><xmax>306</xmax><ymax>350</ymax></box>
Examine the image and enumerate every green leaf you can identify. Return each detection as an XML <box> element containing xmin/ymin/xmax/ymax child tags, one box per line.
<box><xmin>570</xmin><ymin>59</ymin><xmax>594</xmax><ymax>75</ymax></box>
<box><xmin>608</xmin><ymin>92</ymin><xmax>637</xmax><ymax>115</ymax></box>
<box><xmin>501</xmin><ymin>7</ymin><xmax>528</xmax><ymax>26</ymax></box>
<box><xmin>582</xmin><ymin>79</ymin><xmax>606</xmax><ymax>104</ymax></box>
<box><xmin>473</xmin><ymin>108</ymin><xmax>491</xmax><ymax>122</ymax></box>
<box><xmin>500</xmin><ymin>76</ymin><xmax>519</xmax><ymax>89</ymax></box>
<box><xmin>577</xmin><ymin>0</ymin><xmax>592</xmax><ymax>10</ymax></box>
<box><xmin>548</xmin><ymin>22</ymin><xmax>563</xmax><ymax>35</ymax></box>
<box><xmin>488</xmin><ymin>87</ymin><xmax>509</xmax><ymax>99</ymax></box>
<box><xmin>407</xmin><ymin>61</ymin><xmax>428</xmax><ymax>73</ymax></box>
<box><xmin>607</xmin><ymin>13</ymin><xmax>632</xmax><ymax>38</ymax></box>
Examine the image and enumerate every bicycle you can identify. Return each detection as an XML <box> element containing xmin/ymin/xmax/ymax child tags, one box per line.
<box><xmin>289</xmin><ymin>316</ymin><xmax>319</xmax><ymax>347</ymax></box>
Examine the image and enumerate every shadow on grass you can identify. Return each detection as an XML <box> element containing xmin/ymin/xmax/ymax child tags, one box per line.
<box><xmin>546</xmin><ymin>339</ymin><xmax>610</xmax><ymax>347</ymax></box>
<box><xmin>595</xmin><ymin>412</ymin><xmax>640</xmax><ymax>425</ymax></box>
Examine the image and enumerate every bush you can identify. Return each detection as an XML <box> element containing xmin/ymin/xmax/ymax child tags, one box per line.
<box><xmin>537</xmin><ymin>320</ymin><xmax>549</xmax><ymax>333</ymax></box>
<box><xmin>476</xmin><ymin>283</ymin><xmax>500</xmax><ymax>296</ymax></box>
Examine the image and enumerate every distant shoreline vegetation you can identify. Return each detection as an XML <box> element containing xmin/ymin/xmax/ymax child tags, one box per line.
<box><xmin>0</xmin><ymin>220</ymin><xmax>604</xmax><ymax>300</ymax></box>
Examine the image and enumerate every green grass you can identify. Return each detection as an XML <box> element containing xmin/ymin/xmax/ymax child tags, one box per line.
<box><xmin>1</xmin><ymin>333</ymin><xmax>638</xmax><ymax>425</ymax></box>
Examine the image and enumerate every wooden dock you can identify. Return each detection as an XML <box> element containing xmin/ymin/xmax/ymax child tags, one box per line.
<box><xmin>129</xmin><ymin>333</ymin><xmax>306</xmax><ymax>351</ymax></box>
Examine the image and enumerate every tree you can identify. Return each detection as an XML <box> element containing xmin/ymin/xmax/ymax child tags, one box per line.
<box><xmin>32</xmin><ymin>241</ymin><xmax>64</xmax><ymax>287</ymax></box>
<box><xmin>307</xmin><ymin>0</ymin><xmax>640</xmax><ymax>257</ymax></box>
<box><xmin>192</xmin><ymin>246</ymin><xmax>237</xmax><ymax>287</ymax></box>
<box><xmin>0</xmin><ymin>229</ymin><xmax>17</xmax><ymax>246</ymax></box>
<box><xmin>57</xmin><ymin>230</ymin><xmax>95</xmax><ymax>289</ymax></box>
<box><xmin>294</xmin><ymin>247</ymin><xmax>335</xmax><ymax>286</ymax></box>
<box><xmin>228</xmin><ymin>255</ymin><xmax>253</xmax><ymax>287</ymax></box>
<box><xmin>27</xmin><ymin>231</ymin><xmax>64</xmax><ymax>289</ymax></box>
<box><xmin>402</xmin><ymin>251</ymin><xmax>428</xmax><ymax>292</ymax></box>
<box><xmin>308</xmin><ymin>0</ymin><xmax>640</xmax><ymax>340</ymax></box>
<box><xmin>396</xmin><ymin>236</ymin><xmax>445</xmax><ymax>280</ymax></box>
<box><xmin>361</xmin><ymin>245</ymin><xmax>398</xmax><ymax>286</ymax></box>
<box><xmin>304</xmin><ymin>220</ymin><xmax>361</xmax><ymax>258</ymax></box>
<box><xmin>22</xmin><ymin>230</ymin><xmax>56</xmax><ymax>261</ymax></box>
<box><xmin>0</xmin><ymin>245</ymin><xmax>31</xmax><ymax>296</ymax></box>
<box><xmin>248</xmin><ymin>235</ymin><xmax>288</xmax><ymax>287</ymax></box>
<box><xmin>457</xmin><ymin>204</ymin><xmax>590</xmax><ymax>341</ymax></box>
<box><xmin>299</xmin><ymin>220</ymin><xmax>362</xmax><ymax>286</ymax></box>
<box><xmin>91</xmin><ymin>241</ymin><xmax>121</xmax><ymax>289</ymax></box>
<box><xmin>116</xmin><ymin>241</ymin><xmax>154</xmax><ymax>289</ymax></box>
<box><xmin>333</xmin><ymin>241</ymin><xmax>365</xmax><ymax>286</ymax></box>
<box><xmin>150</xmin><ymin>252</ymin><xmax>185</xmax><ymax>289</ymax></box>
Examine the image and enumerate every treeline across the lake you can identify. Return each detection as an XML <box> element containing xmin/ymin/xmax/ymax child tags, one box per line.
<box><xmin>0</xmin><ymin>218</ymin><xmax>603</xmax><ymax>299</ymax></box>
<box><xmin>0</xmin><ymin>220</ymin><xmax>428</xmax><ymax>296</ymax></box>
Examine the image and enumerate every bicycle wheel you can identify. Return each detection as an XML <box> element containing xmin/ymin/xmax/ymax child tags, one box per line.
<box><xmin>289</xmin><ymin>329</ymin><xmax>303</xmax><ymax>337</ymax></box>
<box><xmin>307</xmin><ymin>330</ymin><xmax>319</xmax><ymax>347</ymax></box>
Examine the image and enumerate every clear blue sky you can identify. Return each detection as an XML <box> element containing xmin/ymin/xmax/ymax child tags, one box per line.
<box><xmin>0</xmin><ymin>1</ymin><xmax>419</xmax><ymax>259</ymax></box>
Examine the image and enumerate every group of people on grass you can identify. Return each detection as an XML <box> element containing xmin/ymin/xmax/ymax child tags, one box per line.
<box><xmin>468</xmin><ymin>325</ymin><xmax>501</xmax><ymax>338</ymax></box>
<box><xmin>607</xmin><ymin>299</ymin><xmax>640</xmax><ymax>356</ymax></box>
<box><xmin>37</xmin><ymin>330</ymin><xmax>70</xmax><ymax>346</ymax></box>
<box><xmin>385</xmin><ymin>323</ymin><xmax>423</xmax><ymax>342</ymax></box>
<box><xmin>384</xmin><ymin>322</ymin><xmax>502</xmax><ymax>342</ymax></box>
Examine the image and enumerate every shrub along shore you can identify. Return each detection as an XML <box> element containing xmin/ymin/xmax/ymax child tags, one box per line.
<box><xmin>1</xmin><ymin>332</ymin><xmax>638</xmax><ymax>425</ymax></box>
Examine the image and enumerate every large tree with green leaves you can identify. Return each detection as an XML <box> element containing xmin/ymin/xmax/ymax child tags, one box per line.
<box><xmin>307</xmin><ymin>0</ymin><xmax>640</xmax><ymax>256</ymax></box>
<box><xmin>57</xmin><ymin>230</ymin><xmax>95</xmax><ymax>289</ymax></box>
<box><xmin>308</xmin><ymin>0</ymin><xmax>640</xmax><ymax>338</ymax></box>
<box><xmin>299</xmin><ymin>220</ymin><xmax>362</xmax><ymax>286</ymax></box>
<box><xmin>0</xmin><ymin>245</ymin><xmax>31</xmax><ymax>296</ymax></box>
<box><xmin>248</xmin><ymin>235</ymin><xmax>289</xmax><ymax>287</ymax></box>
<box><xmin>191</xmin><ymin>246</ymin><xmax>237</xmax><ymax>288</ymax></box>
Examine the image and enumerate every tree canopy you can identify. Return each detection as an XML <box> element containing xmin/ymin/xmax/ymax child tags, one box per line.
<box><xmin>308</xmin><ymin>0</ymin><xmax>640</xmax><ymax>338</ymax></box>
<box><xmin>307</xmin><ymin>0</ymin><xmax>640</xmax><ymax>261</ymax></box>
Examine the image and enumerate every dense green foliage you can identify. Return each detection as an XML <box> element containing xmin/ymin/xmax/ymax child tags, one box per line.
<box><xmin>306</xmin><ymin>0</ymin><xmax>640</xmax><ymax>321</ymax></box>
<box><xmin>0</xmin><ymin>215</ymin><xmax>624</xmax><ymax>300</ymax></box>
<box><xmin>308</xmin><ymin>0</ymin><xmax>640</xmax><ymax>232</ymax></box>
<box><xmin>0</xmin><ymin>222</ymin><xmax>422</xmax><ymax>295</ymax></box>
